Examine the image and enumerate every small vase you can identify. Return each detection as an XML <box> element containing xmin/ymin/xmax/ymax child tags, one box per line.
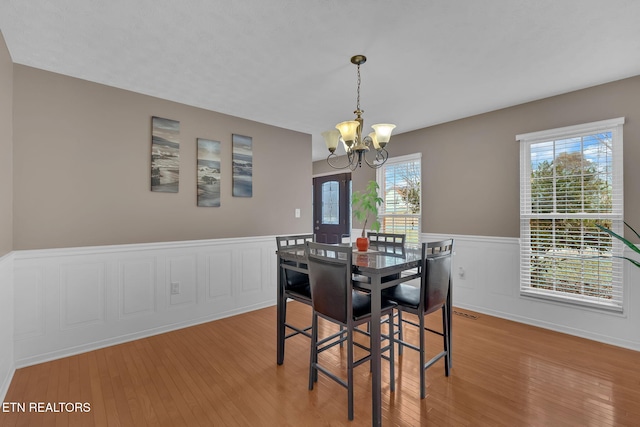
<box><xmin>356</xmin><ymin>237</ymin><xmax>369</xmax><ymax>252</ymax></box>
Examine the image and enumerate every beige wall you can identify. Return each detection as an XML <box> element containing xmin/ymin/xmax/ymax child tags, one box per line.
<box><xmin>316</xmin><ymin>75</ymin><xmax>640</xmax><ymax>239</ymax></box>
<box><xmin>0</xmin><ymin>32</ymin><xmax>13</xmax><ymax>256</ymax></box>
<box><xmin>13</xmin><ymin>65</ymin><xmax>313</xmax><ymax>249</ymax></box>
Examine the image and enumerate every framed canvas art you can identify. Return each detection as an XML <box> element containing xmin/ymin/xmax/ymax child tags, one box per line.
<box><xmin>232</xmin><ymin>134</ymin><xmax>252</xmax><ymax>197</ymax></box>
<box><xmin>151</xmin><ymin>116</ymin><xmax>180</xmax><ymax>192</ymax></box>
<box><xmin>197</xmin><ymin>138</ymin><xmax>221</xmax><ymax>207</ymax></box>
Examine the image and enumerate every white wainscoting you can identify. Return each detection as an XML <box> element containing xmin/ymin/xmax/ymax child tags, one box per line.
<box><xmin>8</xmin><ymin>232</ymin><xmax>639</xmax><ymax>376</ymax></box>
<box><xmin>424</xmin><ymin>233</ymin><xmax>640</xmax><ymax>352</ymax></box>
<box><xmin>12</xmin><ymin>236</ymin><xmax>278</xmax><ymax>368</ymax></box>
<box><xmin>0</xmin><ymin>252</ymin><xmax>15</xmax><ymax>401</ymax></box>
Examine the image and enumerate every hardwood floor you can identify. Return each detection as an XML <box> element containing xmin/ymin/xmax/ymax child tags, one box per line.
<box><xmin>2</xmin><ymin>302</ymin><xmax>639</xmax><ymax>426</ymax></box>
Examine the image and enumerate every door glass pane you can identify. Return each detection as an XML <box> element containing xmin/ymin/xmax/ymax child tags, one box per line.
<box><xmin>321</xmin><ymin>181</ymin><xmax>339</xmax><ymax>225</ymax></box>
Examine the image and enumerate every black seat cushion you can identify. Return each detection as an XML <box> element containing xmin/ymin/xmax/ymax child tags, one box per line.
<box><xmin>381</xmin><ymin>284</ymin><xmax>420</xmax><ymax>309</ymax></box>
<box><xmin>352</xmin><ymin>291</ymin><xmax>397</xmax><ymax>321</ymax></box>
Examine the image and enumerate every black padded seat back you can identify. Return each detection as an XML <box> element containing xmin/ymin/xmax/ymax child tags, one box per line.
<box><xmin>365</xmin><ymin>233</ymin><xmax>406</xmax><ymax>283</ymax></box>
<box><xmin>276</xmin><ymin>234</ymin><xmax>314</xmax><ymax>290</ymax></box>
<box><xmin>305</xmin><ymin>243</ymin><xmax>352</xmax><ymax>325</ymax></box>
<box><xmin>421</xmin><ymin>240</ymin><xmax>453</xmax><ymax>315</ymax></box>
<box><xmin>423</xmin><ymin>254</ymin><xmax>451</xmax><ymax>315</ymax></box>
<box><xmin>282</xmin><ymin>260</ymin><xmax>309</xmax><ymax>288</ymax></box>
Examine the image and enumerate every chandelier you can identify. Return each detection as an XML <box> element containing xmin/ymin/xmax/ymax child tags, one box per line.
<box><xmin>322</xmin><ymin>55</ymin><xmax>396</xmax><ymax>170</ymax></box>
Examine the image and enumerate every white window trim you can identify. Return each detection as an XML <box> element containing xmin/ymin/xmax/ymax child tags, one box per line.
<box><xmin>376</xmin><ymin>153</ymin><xmax>422</xmax><ymax>241</ymax></box>
<box><xmin>517</xmin><ymin>117</ymin><xmax>625</xmax><ymax>312</ymax></box>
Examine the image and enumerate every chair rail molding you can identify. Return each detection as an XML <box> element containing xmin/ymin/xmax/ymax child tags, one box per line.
<box><xmin>12</xmin><ymin>236</ymin><xmax>279</xmax><ymax>368</ymax></box>
<box><xmin>422</xmin><ymin>232</ymin><xmax>640</xmax><ymax>352</ymax></box>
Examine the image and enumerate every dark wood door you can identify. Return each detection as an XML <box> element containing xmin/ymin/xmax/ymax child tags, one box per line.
<box><xmin>313</xmin><ymin>173</ymin><xmax>351</xmax><ymax>243</ymax></box>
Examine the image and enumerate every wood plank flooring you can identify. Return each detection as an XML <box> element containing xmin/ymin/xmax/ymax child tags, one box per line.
<box><xmin>2</xmin><ymin>302</ymin><xmax>639</xmax><ymax>426</ymax></box>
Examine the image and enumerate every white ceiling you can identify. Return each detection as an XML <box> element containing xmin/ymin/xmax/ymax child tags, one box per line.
<box><xmin>2</xmin><ymin>0</ymin><xmax>640</xmax><ymax>161</ymax></box>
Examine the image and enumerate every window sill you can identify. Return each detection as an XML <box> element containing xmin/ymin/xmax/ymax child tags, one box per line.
<box><xmin>520</xmin><ymin>288</ymin><xmax>624</xmax><ymax>315</ymax></box>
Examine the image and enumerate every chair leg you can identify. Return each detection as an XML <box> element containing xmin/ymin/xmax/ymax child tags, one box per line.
<box><xmin>389</xmin><ymin>312</ymin><xmax>395</xmax><ymax>392</ymax></box>
<box><xmin>442</xmin><ymin>305</ymin><xmax>450</xmax><ymax>377</ymax></box>
<box><xmin>419</xmin><ymin>313</ymin><xmax>427</xmax><ymax>399</ymax></box>
<box><xmin>397</xmin><ymin>309</ymin><xmax>404</xmax><ymax>356</ymax></box>
<box><xmin>309</xmin><ymin>312</ymin><xmax>318</xmax><ymax>390</ymax></box>
<box><xmin>347</xmin><ymin>326</ymin><xmax>354</xmax><ymax>421</ymax></box>
<box><xmin>277</xmin><ymin>295</ymin><xmax>286</xmax><ymax>365</ymax></box>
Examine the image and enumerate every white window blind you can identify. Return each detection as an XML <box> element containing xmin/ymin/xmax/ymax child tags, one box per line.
<box><xmin>376</xmin><ymin>153</ymin><xmax>421</xmax><ymax>243</ymax></box>
<box><xmin>517</xmin><ymin>118</ymin><xmax>624</xmax><ymax>311</ymax></box>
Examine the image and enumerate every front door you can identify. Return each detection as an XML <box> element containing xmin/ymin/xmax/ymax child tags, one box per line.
<box><xmin>313</xmin><ymin>173</ymin><xmax>351</xmax><ymax>243</ymax></box>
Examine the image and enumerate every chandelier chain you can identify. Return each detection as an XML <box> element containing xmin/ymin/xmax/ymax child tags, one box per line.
<box><xmin>356</xmin><ymin>63</ymin><xmax>361</xmax><ymax>112</ymax></box>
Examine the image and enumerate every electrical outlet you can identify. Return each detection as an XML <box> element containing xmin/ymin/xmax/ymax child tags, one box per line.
<box><xmin>170</xmin><ymin>282</ymin><xmax>180</xmax><ymax>295</ymax></box>
<box><xmin>458</xmin><ymin>267</ymin><xmax>466</xmax><ymax>280</ymax></box>
<box><xmin>295</xmin><ymin>208</ymin><xmax>301</xmax><ymax>218</ymax></box>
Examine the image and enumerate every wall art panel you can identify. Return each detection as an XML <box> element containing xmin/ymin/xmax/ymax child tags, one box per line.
<box><xmin>151</xmin><ymin>116</ymin><xmax>180</xmax><ymax>192</ymax></box>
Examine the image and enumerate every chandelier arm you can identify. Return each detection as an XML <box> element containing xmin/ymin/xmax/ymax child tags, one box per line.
<box><xmin>326</xmin><ymin>153</ymin><xmax>348</xmax><ymax>169</ymax></box>
<box><xmin>363</xmin><ymin>156</ymin><xmax>383</xmax><ymax>169</ymax></box>
<box><xmin>377</xmin><ymin>147</ymin><xmax>389</xmax><ymax>163</ymax></box>
<box><xmin>326</xmin><ymin>152</ymin><xmax>359</xmax><ymax>171</ymax></box>
<box><xmin>363</xmin><ymin>148</ymin><xmax>389</xmax><ymax>169</ymax></box>
<box><xmin>347</xmin><ymin>150</ymin><xmax>359</xmax><ymax>170</ymax></box>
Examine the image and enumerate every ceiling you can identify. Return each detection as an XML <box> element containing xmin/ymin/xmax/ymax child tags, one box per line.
<box><xmin>2</xmin><ymin>0</ymin><xmax>640</xmax><ymax>161</ymax></box>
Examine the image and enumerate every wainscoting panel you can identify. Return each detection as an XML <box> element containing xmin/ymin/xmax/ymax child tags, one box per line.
<box><xmin>60</xmin><ymin>263</ymin><xmax>106</xmax><ymax>329</ymax></box>
<box><xmin>204</xmin><ymin>251</ymin><xmax>233</xmax><ymax>300</ymax></box>
<box><xmin>424</xmin><ymin>233</ymin><xmax>640</xmax><ymax>351</ymax></box>
<box><xmin>0</xmin><ymin>253</ymin><xmax>14</xmax><ymax>402</ymax></box>
<box><xmin>13</xmin><ymin>265</ymin><xmax>45</xmax><ymax>340</ymax></box>
<box><xmin>239</xmin><ymin>247</ymin><xmax>262</xmax><ymax>293</ymax></box>
<box><xmin>12</xmin><ymin>236</ymin><xmax>278</xmax><ymax>367</ymax></box>
<box><xmin>167</xmin><ymin>254</ymin><xmax>197</xmax><ymax>308</ymax></box>
<box><xmin>118</xmin><ymin>258</ymin><xmax>156</xmax><ymax>319</ymax></box>
<box><xmin>485</xmin><ymin>246</ymin><xmax>519</xmax><ymax>297</ymax></box>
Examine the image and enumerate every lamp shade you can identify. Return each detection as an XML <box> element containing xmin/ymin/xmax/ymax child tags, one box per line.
<box><xmin>368</xmin><ymin>132</ymin><xmax>380</xmax><ymax>150</ymax></box>
<box><xmin>371</xmin><ymin>124</ymin><xmax>396</xmax><ymax>147</ymax></box>
<box><xmin>336</xmin><ymin>121</ymin><xmax>360</xmax><ymax>147</ymax></box>
<box><xmin>322</xmin><ymin>129</ymin><xmax>341</xmax><ymax>153</ymax></box>
<box><xmin>341</xmin><ymin>138</ymin><xmax>351</xmax><ymax>153</ymax></box>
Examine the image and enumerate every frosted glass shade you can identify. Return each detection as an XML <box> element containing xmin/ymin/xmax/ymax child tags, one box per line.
<box><xmin>322</xmin><ymin>129</ymin><xmax>341</xmax><ymax>153</ymax></box>
<box><xmin>372</xmin><ymin>123</ymin><xmax>396</xmax><ymax>147</ymax></box>
<box><xmin>341</xmin><ymin>138</ymin><xmax>351</xmax><ymax>153</ymax></box>
<box><xmin>336</xmin><ymin>121</ymin><xmax>360</xmax><ymax>147</ymax></box>
<box><xmin>368</xmin><ymin>132</ymin><xmax>380</xmax><ymax>150</ymax></box>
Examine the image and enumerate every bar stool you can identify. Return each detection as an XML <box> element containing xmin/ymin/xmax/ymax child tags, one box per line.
<box><xmin>382</xmin><ymin>239</ymin><xmax>454</xmax><ymax>398</ymax></box>
<box><xmin>305</xmin><ymin>241</ymin><xmax>397</xmax><ymax>420</ymax></box>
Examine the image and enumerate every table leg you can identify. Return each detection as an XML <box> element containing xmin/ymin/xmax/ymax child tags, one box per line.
<box><xmin>370</xmin><ymin>274</ymin><xmax>382</xmax><ymax>427</ymax></box>
<box><xmin>447</xmin><ymin>281</ymin><xmax>452</xmax><ymax>369</ymax></box>
<box><xmin>277</xmin><ymin>259</ymin><xmax>285</xmax><ymax>365</ymax></box>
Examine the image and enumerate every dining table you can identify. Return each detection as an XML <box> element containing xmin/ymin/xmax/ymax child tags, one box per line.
<box><xmin>276</xmin><ymin>240</ymin><xmax>452</xmax><ymax>427</ymax></box>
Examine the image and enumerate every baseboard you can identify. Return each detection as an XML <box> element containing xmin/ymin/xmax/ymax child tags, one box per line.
<box><xmin>455</xmin><ymin>302</ymin><xmax>640</xmax><ymax>352</ymax></box>
<box><xmin>0</xmin><ymin>367</ymin><xmax>15</xmax><ymax>402</ymax></box>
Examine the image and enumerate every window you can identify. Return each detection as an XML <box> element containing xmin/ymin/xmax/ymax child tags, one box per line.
<box><xmin>376</xmin><ymin>153</ymin><xmax>421</xmax><ymax>243</ymax></box>
<box><xmin>321</xmin><ymin>180</ymin><xmax>340</xmax><ymax>225</ymax></box>
<box><xmin>517</xmin><ymin>118</ymin><xmax>624</xmax><ymax>311</ymax></box>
